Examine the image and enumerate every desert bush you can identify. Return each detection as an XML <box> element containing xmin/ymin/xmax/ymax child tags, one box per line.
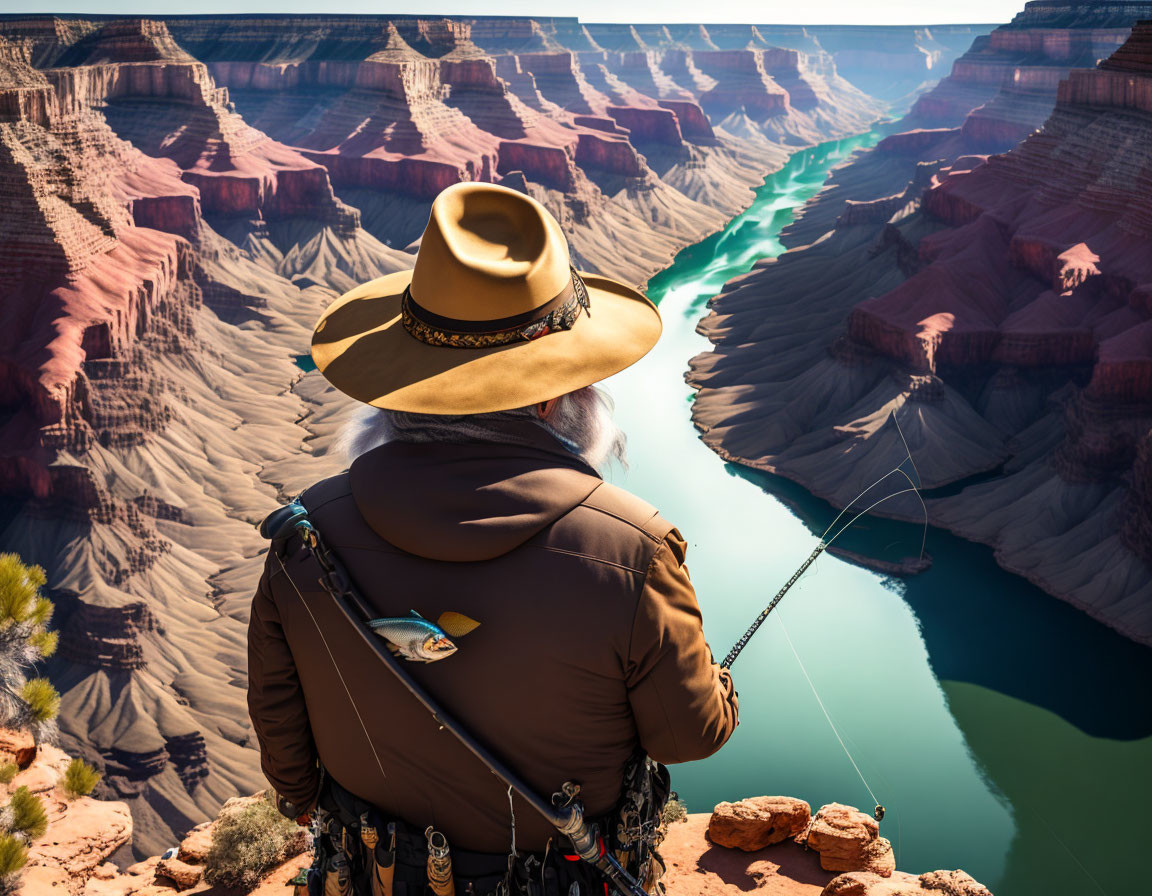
<box><xmin>27</xmin><ymin>631</ymin><xmax>57</xmax><ymax>660</ymax></box>
<box><xmin>6</xmin><ymin>788</ymin><xmax>46</xmax><ymax>841</ymax></box>
<box><xmin>0</xmin><ymin>832</ymin><xmax>27</xmax><ymax>888</ymax></box>
<box><xmin>19</xmin><ymin>679</ymin><xmax>58</xmax><ymax>725</ymax></box>
<box><xmin>0</xmin><ymin>557</ymin><xmax>45</xmax><ymax>625</ymax></box>
<box><xmin>0</xmin><ymin>766</ymin><xmax>16</xmax><ymax>787</ymax></box>
<box><xmin>62</xmin><ymin>757</ymin><xmax>100</xmax><ymax>800</ymax></box>
<box><xmin>0</xmin><ymin>555</ymin><xmax>60</xmax><ymax>739</ymax></box>
<box><xmin>0</xmin><ymin>767</ymin><xmax>52</xmax><ymax>893</ymax></box>
<box><xmin>204</xmin><ymin>794</ymin><xmax>301</xmax><ymax>890</ymax></box>
<box><xmin>661</xmin><ymin>796</ymin><xmax>688</xmax><ymax>826</ymax></box>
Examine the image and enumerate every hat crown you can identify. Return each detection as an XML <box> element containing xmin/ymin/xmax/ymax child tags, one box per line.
<box><xmin>410</xmin><ymin>182</ymin><xmax>572</xmax><ymax>323</ymax></box>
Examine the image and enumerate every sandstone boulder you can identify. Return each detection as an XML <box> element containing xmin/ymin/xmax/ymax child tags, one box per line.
<box><xmin>663</xmin><ymin>812</ymin><xmax>835</xmax><ymax>895</ymax></box>
<box><xmin>176</xmin><ymin>822</ymin><xmax>213</xmax><ymax>864</ymax></box>
<box><xmin>708</xmin><ymin>796</ymin><xmax>811</xmax><ymax>851</ymax></box>
<box><xmin>124</xmin><ymin>856</ymin><xmax>161</xmax><ymax>877</ymax></box>
<box><xmin>805</xmin><ymin>804</ymin><xmax>894</xmax><ymax>877</ymax></box>
<box><xmin>26</xmin><ymin>793</ymin><xmax>133</xmax><ymax>881</ymax></box>
<box><xmin>156</xmin><ymin>855</ymin><xmax>203</xmax><ymax>890</ymax></box>
<box><xmin>92</xmin><ymin>862</ymin><xmax>120</xmax><ymax>880</ymax></box>
<box><xmin>0</xmin><ymin>727</ymin><xmax>36</xmax><ymax>768</ymax></box>
<box><xmin>12</xmin><ymin>743</ymin><xmax>72</xmax><ymax>794</ymax></box>
<box><xmin>918</xmin><ymin>870</ymin><xmax>994</xmax><ymax>895</ymax></box>
<box><xmin>822</xmin><ymin>869</ymin><xmax>993</xmax><ymax>895</ymax></box>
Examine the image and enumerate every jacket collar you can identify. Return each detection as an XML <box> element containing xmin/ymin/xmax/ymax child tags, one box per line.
<box><xmin>348</xmin><ymin>421</ymin><xmax>603</xmax><ymax>562</ymax></box>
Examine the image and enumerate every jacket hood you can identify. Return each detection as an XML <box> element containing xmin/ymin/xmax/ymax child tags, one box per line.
<box><xmin>348</xmin><ymin>423</ymin><xmax>603</xmax><ymax>562</ymax></box>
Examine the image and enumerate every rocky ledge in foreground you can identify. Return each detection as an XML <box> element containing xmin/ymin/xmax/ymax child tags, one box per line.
<box><xmin>664</xmin><ymin>797</ymin><xmax>991</xmax><ymax>896</ymax></box>
<box><xmin>36</xmin><ymin>792</ymin><xmax>989</xmax><ymax>896</ymax></box>
<box><xmin>0</xmin><ymin>729</ymin><xmax>132</xmax><ymax>895</ymax></box>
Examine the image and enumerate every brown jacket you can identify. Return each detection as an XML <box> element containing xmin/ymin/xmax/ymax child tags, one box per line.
<box><xmin>247</xmin><ymin>423</ymin><xmax>738</xmax><ymax>852</ymax></box>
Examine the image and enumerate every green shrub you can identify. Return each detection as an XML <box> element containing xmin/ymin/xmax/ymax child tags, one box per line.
<box><xmin>26</xmin><ymin>598</ymin><xmax>51</xmax><ymax>632</ymax></box>
<box><xmin>0</xmin><ymin>833</ymin><xmax>27</xmax><ymax>876</ymax></box>
<box><xmin>204</xmin><ymin>795</ymin><xmax>300</xmax><ymax>890</ymax></box>
<box><xmin>661</xmin><ymin>796</ymin><xmax>688</xmax><ymax>826</ymax></box>
<box><xmin>62</xmin><ymin>757</ymin><xmax>100</xmax><ymax>800</ymax></box>
<box><xmin>0</xmin><ymin>765</ymin><xmax>16</xmax><ymax>786</ymax></box>
<box><xmin>0</xmin><ymin>555</ymin><xmax>59</xmax><ymax>738</ymax></box>
<box><xmin>19</xmin><ymin>679</ymin><xmax>58</xmax><ymax>724</ymax></box>
<box><xmin>0</xmin><ymin>557</ymin><xmax>46</xmax><ymax>626</ymax></box>
<box><xmin>7</xmin><ymin>787</ymin><xmax>46</xmax><ymax>841</ymax></box>
<box><xmin>27</xmin><ymin>630</ymin><xmax>56</xmax><ymax>660</ymax></box>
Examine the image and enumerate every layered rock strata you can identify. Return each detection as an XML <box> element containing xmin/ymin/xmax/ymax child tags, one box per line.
<box><xmin>907</xmin><ymin>1</ymin><xmax>1149</xmax><ymax>133</ymax></box>
<box><xmin>690</xmin><ymin>21</ymin><xmax>1152</xmax><ymax>643</ymax></box>
<box><xmin>0</xmin><ymin>14</ymin><xmax>407</xmax><ymax>857</ymax></box>
<box><xmin>781</xmin><ymin>1</ymin><xmax>1152</xmax><ymax>252</ymax></box>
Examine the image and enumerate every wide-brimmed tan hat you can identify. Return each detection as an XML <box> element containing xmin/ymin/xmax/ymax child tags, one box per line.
<box><xmin>310</xmin><ymin>182</ymin><xmax>662</xmax><ymax>414</ymax></box>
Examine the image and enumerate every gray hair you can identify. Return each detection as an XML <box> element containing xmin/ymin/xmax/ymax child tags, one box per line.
<box><xmin>336</xmin><ymin>385</ymin><xmax>627</xmax><ymax>473</ymax></box>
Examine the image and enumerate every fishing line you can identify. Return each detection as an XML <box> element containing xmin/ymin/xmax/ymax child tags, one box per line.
<box><xmin>818</xmin><ymin>412</ymin><xmax>928</xmax><ymax>558</ymax></box>
<box><xmin>274</xmin><ymin>551</ymin><xmax>391</xmax><ymax>787</ymax></box>
<box><xmin>722</xmin><ymin>411</ymin><xmax>930</xmax><ymax>668</ymax></box>
<box><xmin>722</xmin><ymin>481</ymin><xmax>924</xmax><ymax>670</ymax></box>
<box><xmin>892</xmin><ymin>412</ymin><xmax>928</xmax><ymax>560</ymax></box>
<box><xmin>820</xmin><ymin>467</ymin><xmax>904</xmax><ymax>541</ymax></box>
<box><xmin>824</xmin><ymin>485</ymin><xmax>923</xmax><ymax>549</ymax></box>
<box><xmin>1033</xmin><ymin>808</ymin><xmax>1109</xmax><ymax>896</ymax></box>
<box><xmin>846</xmin><ymin>730</ymin><xmax>903</xmax><ymax>865</ymax></box>
<box><xmin>777</xmin><ymin>612</ymin><xmax>882</xmax><ymax>814</ymax></box>
<box><xmin>717</xmin><ymin>412</ymin><xmax>932</xmax><ymax>827</ymax></box>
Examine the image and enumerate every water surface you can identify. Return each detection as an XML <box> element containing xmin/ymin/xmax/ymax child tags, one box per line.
<box><xmin>601</xmin><ymin>132</ymin><xmax>1152</xmax><ymax>896</ymax></box>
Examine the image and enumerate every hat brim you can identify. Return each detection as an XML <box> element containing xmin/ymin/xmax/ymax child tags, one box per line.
<box><xmin>310</xmin><ymin>269</ymin><xmax>662</xmax><ymax>414</ymax></box>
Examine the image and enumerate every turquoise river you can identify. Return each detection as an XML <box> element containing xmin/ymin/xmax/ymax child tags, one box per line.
<box><xmin>598</xmin><ymin>131</ymin><xmax>1152</xmax><ymax>896</ymax></box>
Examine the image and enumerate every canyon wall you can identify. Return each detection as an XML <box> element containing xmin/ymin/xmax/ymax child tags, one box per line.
<box><xmin>690</xmin><ymin>16</ymin><xmax>1152</xmax><ymax>645</ymax></box>
<box><xmin>0</xmin><ymin>13</ymin><xmax>911</xmax><ymax>855</ymax></box>
<box><xmin>765</xmin><ymin>24</ymin><xmax>993</xmax><ymax>107</ymax></box>
<box><xmin>780</xmin><ymin>0</ymin><xmax>1152</xmax><ymax>254</ymax></box>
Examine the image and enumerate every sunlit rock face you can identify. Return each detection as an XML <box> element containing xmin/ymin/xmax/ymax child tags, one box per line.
<box><xmin>779</xmin><ymin>0</ymin><xmax>1152</xmax><ymax>253</ymax></box>
<box><xmin>0</xmin><ymin>12</ymin><xmax>901</xmax><ymax>856</ymax></box>
<box><xmin>906</xmin><ymin>0</ymin><xmax>1152</xmax><ymax>146</ymax></box>
<box><xmin>690</xmin><ymin>18</ymin><xmax>1152</xmax><ymax>645</ymax></box>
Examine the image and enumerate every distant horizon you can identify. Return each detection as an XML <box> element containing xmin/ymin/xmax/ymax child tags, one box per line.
<box><xmin>0</xmin><ymin>1</ymin><xmax>1022</xmax><ymax>27</ymax></box>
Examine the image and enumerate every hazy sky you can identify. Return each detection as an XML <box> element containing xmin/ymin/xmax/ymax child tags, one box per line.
<box><xmin>0</xmin><ymin>1</ymin><xmax>1019</xmax><ymax>26</ymax></box>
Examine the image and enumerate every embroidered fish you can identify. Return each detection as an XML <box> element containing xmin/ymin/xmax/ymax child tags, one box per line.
<box><xmin>367</xmin><ymin>610</ymin><xmax>480</xmax><ymax>662</ymax></box>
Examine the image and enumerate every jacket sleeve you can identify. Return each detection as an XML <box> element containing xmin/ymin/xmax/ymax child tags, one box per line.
<box><xmin>625</xmin><ymin>529</ymin><xmax>739</xmax><ymax>764</ymax></box>
<box><xmin>247</xmin><ymin>558</ymin><xmax>320</xmax><ymax>811</ymax></box>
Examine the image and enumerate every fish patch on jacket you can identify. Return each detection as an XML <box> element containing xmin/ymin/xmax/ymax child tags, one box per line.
<box><xmin>367</xmin><ymin>610</ymin><xmax>481</xmax><ymax>662</ymax></box>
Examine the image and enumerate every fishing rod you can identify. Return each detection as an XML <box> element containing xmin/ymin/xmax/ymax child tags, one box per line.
<box><xmin>720</xmin><ymin>479</ymin><xmax>923</xmax><ymax>670</ymax></box>
<box><xmin>718</xmin><ymin>415</ymin><xmax>929</xmax><ymax>826</ymax></box>
<box><xmin>262</xmin><ymin>502</ymin><xmax>652</xmax><ymax>896</ymax></box>
<box><xmin>721</xmin><ymin>412</ymin><xmax>928</xmax><ymax>671</ymax></box>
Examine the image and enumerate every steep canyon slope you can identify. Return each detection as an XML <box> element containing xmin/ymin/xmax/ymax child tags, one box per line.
<box><xmin>782</xmin><ymin>0</ymin><xmax>1152</xmax><ymax>249</ymax></box>
<box><xmin>0</xmin><ymin>13</ymin><xmax>894</xmax><ymax>853</ymax></box>
<box><xmin>690</xmin><ymin>15</ymin><xmax>1152</xmax><ymax>644</ymax></box>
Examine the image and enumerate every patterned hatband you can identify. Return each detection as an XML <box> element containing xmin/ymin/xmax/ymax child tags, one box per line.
<box><xmin>401</xmin><ymin>267</ymin><xmax>592</xmax><ymax>349</ymax></box>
